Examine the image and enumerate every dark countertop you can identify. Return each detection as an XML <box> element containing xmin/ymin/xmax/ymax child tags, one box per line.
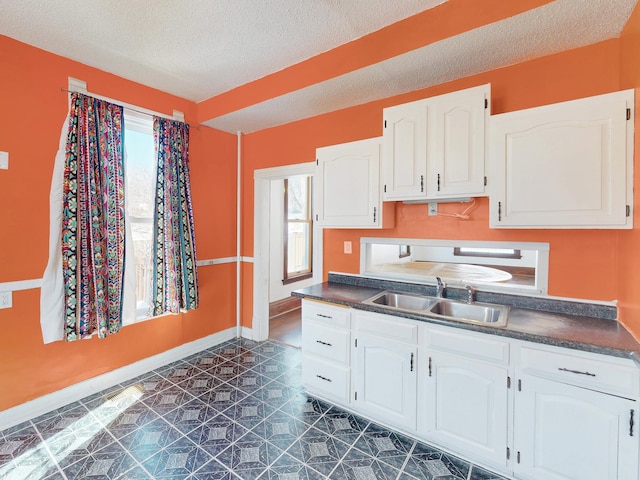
<box><xmin>292</xmin><ymin>280</ymin><xmax>640</xmax><ymax>364</ymax></box>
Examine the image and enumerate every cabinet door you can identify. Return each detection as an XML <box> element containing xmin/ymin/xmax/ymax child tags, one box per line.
<box><xmin>354</xmin><ymin>333</ymin><xmax>417</xmax><ymax>430</ymax></box>
<box><xmin>429</xmin><ymin>84</ymin><xmax>488</xmax><ymax>198</ymax></box>
<box><xmin>423</xmin><ymin>351</ymin><xmax>509</xmax><ymax>469</ymax></box>
<box><xmin>514</xmin><ymin>375</ymin><xmax>639</xmax><ymax>480</ymax></box>
<box><xmin>316</xmin><ymin>137</ymin><xmax>383</xmax><ymax>228</ymax></box>
<box><xmin>382</xmin><ymin>99</ymin><xmax>429</xmax><ymax>200</ymax></box>
<box><xmin>489</xmin><ymin>90</ymin><xmax>634</xmax><ymax>228</ymax></box>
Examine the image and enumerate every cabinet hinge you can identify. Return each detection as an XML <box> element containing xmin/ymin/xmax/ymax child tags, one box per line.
<box><xmin>485</xmin><ymin>98</ymin><xmax>488</xmax><ymax>109</ymax></box>
<box><xmin>507</xmin><ymin>376</ymin><xmax>511</xmax><ymax>389</ymax></box>
<box><xmin>627</xmin><ymin>108</ymin><xmax>631</xmax><ymax>121</ymax></box>
<box><xmin>484</xmin><ymin>176</ymin><xmax>487</xmax><ymax>187</ymax></box>
<box><xmin>518</xmin><ymin>379</ymin><xmax>522</xmax><ymax>392</ymax></box>
<box><xmin>626</xmin><ymin>205</ymin><xmax>631</xmax><ymax>217</ymax></box>
<box><xmin>506</xmin><ymin>447</ymin><xmax>510</xmax><ymax>460</ymax></box>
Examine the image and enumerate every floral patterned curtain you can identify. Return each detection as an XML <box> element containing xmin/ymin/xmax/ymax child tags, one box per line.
<box><xmin>151</xmin><ymin>117</ymin><xmax>199</xmax><ymax>315</ymax></box>
<box><xmin>61</xmin><ymin>93</ymin><xmax>126</xmax><ymax>340</ymax></box>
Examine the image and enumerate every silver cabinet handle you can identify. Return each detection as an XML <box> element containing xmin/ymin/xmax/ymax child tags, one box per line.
<box><xmin>558</xmin><ymin>367</ymin><xmax>596</xmax><ymax>377</ymax></box>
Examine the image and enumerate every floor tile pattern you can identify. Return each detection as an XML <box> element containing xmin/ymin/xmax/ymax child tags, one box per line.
<box><xmin>0</xmin><ymin>339</ymin><xmax>509</xmax><ymax>480</ymax></box>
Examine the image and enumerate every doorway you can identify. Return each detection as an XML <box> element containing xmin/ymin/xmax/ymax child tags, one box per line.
<box><xmin>253</xmin><ymin>162</ymin><xmax>321</xmax><ymax>345</ymax></box>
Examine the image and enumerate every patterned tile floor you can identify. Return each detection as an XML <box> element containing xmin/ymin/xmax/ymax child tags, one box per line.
<box><xmin>0</xmin><ymin>339</ymin><xmax>509</xmax><ymax>480</ymax></box>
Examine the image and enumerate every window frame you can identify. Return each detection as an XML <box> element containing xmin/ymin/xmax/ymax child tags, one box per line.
<box><xmin>282</xmin><ymin>176</ymin><xmax>313</xmax><ymax>285</ymax></box>
<box><xmin>122</xmin><ymin>109</ymin><xmax>157</xmax><ymax>321</ymax></box>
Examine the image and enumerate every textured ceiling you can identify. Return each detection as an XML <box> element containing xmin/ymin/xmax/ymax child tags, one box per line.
<box><xmin>0</xmin><ymin>0</ymin><xmax>637</xmax><ymax>133</ymax></box>
<box><xmin>204</xmin><ymin>0</ymin><xmax>638</xmax><ymax>133</ymax></box>
<box><xmin>0</xmin><ymin>0</ymin><xmax>445</xmax><ymax>102</ymax></box>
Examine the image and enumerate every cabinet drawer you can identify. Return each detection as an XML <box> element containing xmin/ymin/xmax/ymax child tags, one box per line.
<box><xmin>422</xmin><ymin>325</ymin><xmax>509</xmax><ymax>365</ymax></box>
<box><xmin>302</xmin><ymin>299</ymin><xmax>351</xmax><ymax>329</ymax></box>
<box><xmin>302</xmin><ymin>355</ymin><xmax>350</xmax><ymax>403</ymax></box>
<box><xmin>355</xmin><ymin>311</ymin><xmax>418</xmax><ymax>343</ymax></box>
<box><xmin>302</xmin><ymin>320</ymin><xmax>350</xmax><ymax>364</ymax></box>
<box><xmin>518</xmin><ymin>346</ymin><xmax>640</xmax><ymax>397</ymax></box>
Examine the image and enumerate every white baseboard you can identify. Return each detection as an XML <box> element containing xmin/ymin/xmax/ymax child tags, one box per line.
<box><xmin>241</xmin><ymin>326</ymin><xmax>253</xmax><ymax>340</ymax></box>
<box><xmin>0</xmin><ymin>327</ymin><xmax>238</xmax><ymax>432</ymax></box>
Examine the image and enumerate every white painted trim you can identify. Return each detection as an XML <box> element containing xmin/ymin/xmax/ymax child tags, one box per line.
<box><xmin>254</xmin><ymin>162</ymin><xmax>317</xmax><ymax>179</ymax></box>
<box><xmin>237</xmin><ymin>132</ymin><xmax>243</xmax><ymax>338</ymax></box>
<box><xmin>253</xmin><ymin>162</ymin><xmax>322</xmax><ymax>342</ymax></box>
<box><xmin>195</xmin><ymin>256</ymin><xmax>254</xmax><ymax>267</ymax></box>
<box><xmin>196</xmin><ymin>257</ymin><xmax>239</xmax><ymax>267</ymax></box>
<box><xmin>240</xmin><ymin>326</ymin><xmax>253</xmax><ymax>340</ymax></box>
<box><xmin>0</xmin><ymin>279</ymin><xmax>43</xmax><ymax>291</ymax></box>
<box><xmin>0</xmin><ymin>327</ymin><xmax>237</xmax><ymax>431</ymax></box>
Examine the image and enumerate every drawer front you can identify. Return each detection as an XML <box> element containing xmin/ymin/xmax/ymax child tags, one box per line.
<box><xmin>302</xmin><ymin>355</ymin><xmax>350</xmax><ymax>403</ymax></box>
<box><xmin>302</xmin><ymin>299</ymin><xmax>351</xmax><ymax>329</ymax></box>
<box><xmin>518</xmin><ymin>345</ymin><xmax>640</xmax><ymax>397</ymax></box>
<box><xmin>302</xmin><ymin>320</ymin><xmax>350</xmax><ymax>364</ymax></box>
<box><xmin>355</xmin><ymin>311</ymin><xmax>418</xmax><ymax>343</ymax></box>
<box><xmin>422</xmin><ymin>325</ymin><xmax>509</xmax><ymax>365</ymax></box>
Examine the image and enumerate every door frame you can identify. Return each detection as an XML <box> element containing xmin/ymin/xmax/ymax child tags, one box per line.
<box><xmin>252</xmin><ymin>162</ymin><xmax>321</xmax><ymax>341</ymax></box>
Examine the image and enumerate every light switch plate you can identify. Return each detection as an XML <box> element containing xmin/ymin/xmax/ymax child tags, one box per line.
<box><xmin>0</xmin><ymin>151</ymin><xmax>8</xmax><ymax>170</ymax></box>
<box><xmin>344</xmin><ymin>241</ymin><xmax>352</xmax><ymax>254</ymax></box>
<box><xmin>0</xmin><ymin>291</ymin><xmax>12</xmax><ymax>309</ymax></box>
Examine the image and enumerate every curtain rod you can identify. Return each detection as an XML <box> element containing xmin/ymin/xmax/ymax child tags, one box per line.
<box><xmin>60</xmin><ymin>87</ymin><xmax>201</xmax><ymax>130</ymax></box>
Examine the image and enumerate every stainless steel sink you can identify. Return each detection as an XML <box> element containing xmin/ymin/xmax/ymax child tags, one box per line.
<box><xmin>428</xmin><ymin>300</ymin><xmax>509</xmax><ymax>327</ymax></box>
<box><xmin>363</xmin><ymin>291</ymin><xmax>437</xmax><ymax>311</ymax></box>
<box><xmin>362</xmin><ymin>290</ymin><xmax>509</xmax><ymax>327</ymax></box>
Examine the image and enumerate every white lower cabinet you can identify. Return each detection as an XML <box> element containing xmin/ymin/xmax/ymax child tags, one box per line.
<box><xmin>353</xmin><ymin>311</ymin><xmax>418</xmax><ymax>431</ymax></box>
<box><xmin>423</xmin><ymin>351</ymin><xmax>509</xmax><ymax>469</ymax></box>
<box><xmin>513</xmin><ymin>374</ymin><xmax>638</xmax><ymax>480</ymax></box>
<box><xmin>301</xmin><ymin>299</ymin><xmax>351</xmax><ymax>405</ymax></box>
<box><xmin>300</xmin><ymin>299</ymin><xmax>640</xmax><ymax>480</ymax></box>
<box><xmin>353</xmin><ymin>332</ymin><xmax>418</xmax><ymax>430</ymax></box>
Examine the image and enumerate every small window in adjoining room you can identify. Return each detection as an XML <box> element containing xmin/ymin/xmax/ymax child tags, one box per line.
<box><xmin>453</xmin><ymin>246</ymin><xmax>522</xmax><ymax>260</ymax></box>
<box><xmin>123</xmin><ymin>110</ymin><xmax>156</xmax><ymax>319</ymax></box>
<box><xmin>283</xmin><ymin>175</ymin><xmax>313</xmax><ymax>284</ymax></box>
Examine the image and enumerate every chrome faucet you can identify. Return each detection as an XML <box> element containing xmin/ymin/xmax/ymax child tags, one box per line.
<box><xmin>465</xmin><ymin>285</ymin><xmax>475</xmax><ymax>304</ymax></box>
<box><xmin>436</xmin><ymin>277</ymin><xmax>446</xmax><ymax>298</ymax></box>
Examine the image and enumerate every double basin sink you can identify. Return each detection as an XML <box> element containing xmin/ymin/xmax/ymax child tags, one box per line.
<box><xmin>362</xmin><ymin>291</ymin><xmax>509</xmax><ymax>327</ymax></box>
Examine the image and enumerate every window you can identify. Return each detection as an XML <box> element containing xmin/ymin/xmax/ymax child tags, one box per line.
<box><xmin>283</xmin><ymin>175</ymin><xmax>313</xmax><ymax>284</ymax></box>
<box><xmin>123</xmin><ymin>110</ymin><xmax>156</xmax><ymax>319</ymax></box>
<box><xmin>453</xmin><ymin>247</ymin><xmax>522</xmax><ymax>259</ymax></box>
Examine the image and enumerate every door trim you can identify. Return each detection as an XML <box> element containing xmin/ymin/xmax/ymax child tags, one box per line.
<box><xmin>253</xmin><ymin>162</ymin><xmax>321</xmax><ymax>341</ymax></box>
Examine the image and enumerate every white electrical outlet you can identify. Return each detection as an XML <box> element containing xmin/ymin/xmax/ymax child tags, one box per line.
<box><xmin>0</xmin><ymin>291</ymin><xmax>12</xmax><ymax>309</ymax></box>
<box><xmin>344</xmin><ymin>241</ymin><xmax>352</xmax><ymax>254</ymax></box>
<box><xmin>0</xmin><ymin>151</ymin><xmax>8</xmax><ymax>170</ymax></box>
<box><xmin>428</xmin><ymin>203</ymin><xmax>438</xmax><ymax>216</ymax></box>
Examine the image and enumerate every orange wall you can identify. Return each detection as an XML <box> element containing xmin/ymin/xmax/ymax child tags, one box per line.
<box><xmin>617</xmin><ymin>5</ymin><xmax>640</xmax><ymax>338</ymax></box>
<box><xmin>0</xmin><ymin>36</ymin><xmax>238</xmax><ymax>411</ymax></box>
<box><xmin>241</xmin><ymin>38</ymin><xmax>639</xmax><ymax>334</ymax></box>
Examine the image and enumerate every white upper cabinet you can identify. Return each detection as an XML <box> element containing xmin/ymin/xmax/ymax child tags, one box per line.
<box><xmin>382</xmin><ymin>84</ymin><xmax>490</xmax><ymax>201</ymax></box>
<box><xmin>489</xmin><ymin>90</ymin><xmax>634</xmax><ymax>229</ymax></box>
<box><xmin>315</xmin><ymin>137</ymin><xmax>393</xmax><ymax>228</ymax></box>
